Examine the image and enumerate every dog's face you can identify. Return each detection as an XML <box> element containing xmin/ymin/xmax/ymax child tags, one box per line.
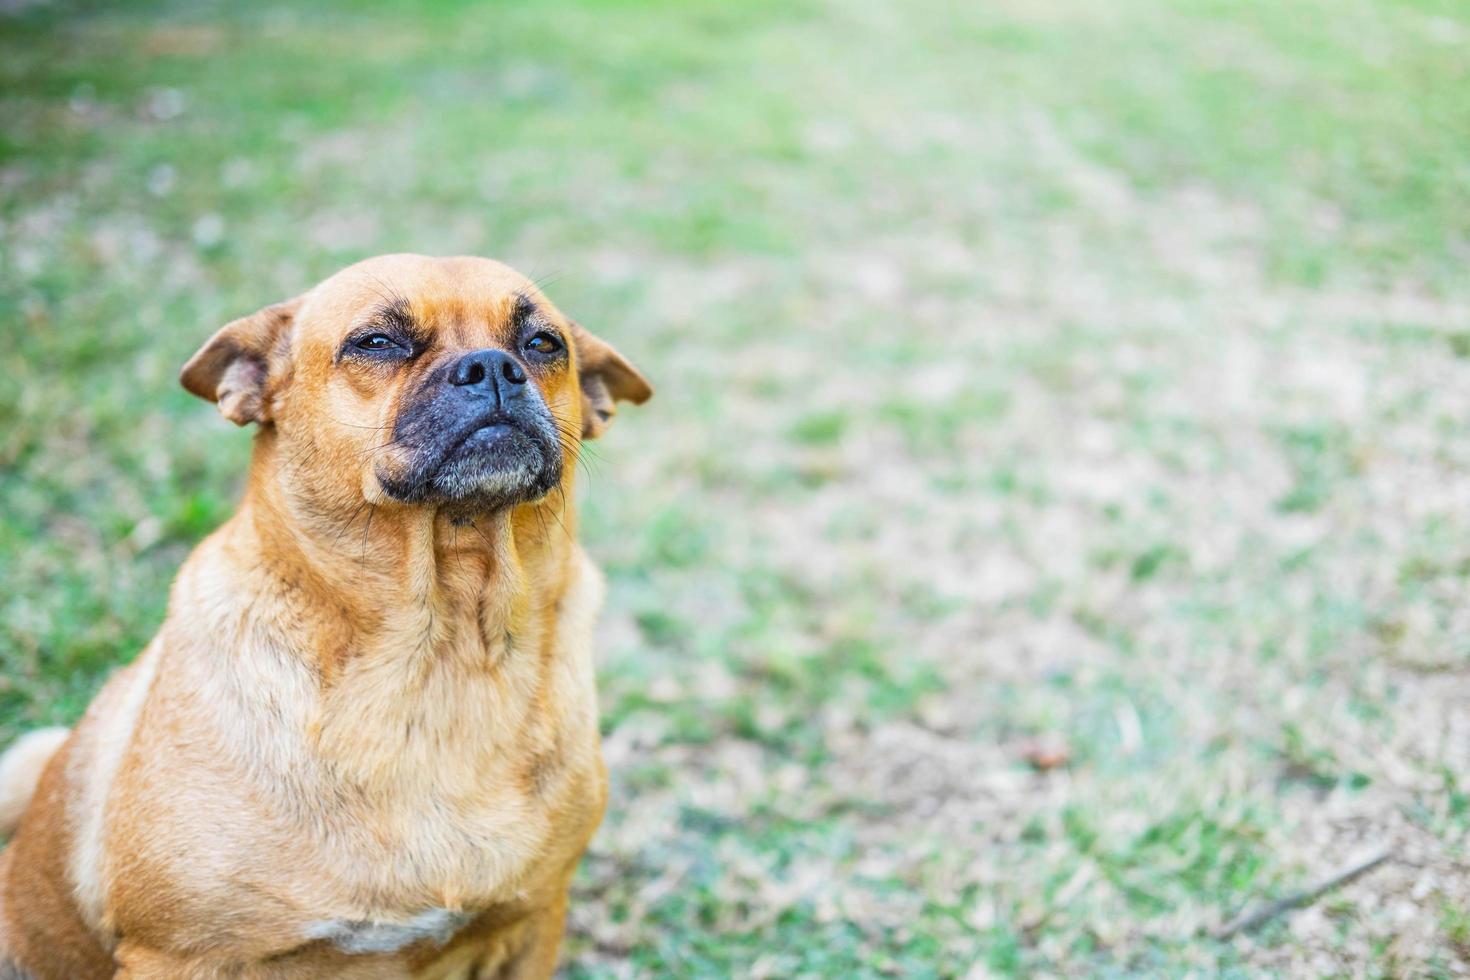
<box><xmin>179</xmin><ymin>255</ymin><xmax>650</xmax><ymax>517</ymax></box>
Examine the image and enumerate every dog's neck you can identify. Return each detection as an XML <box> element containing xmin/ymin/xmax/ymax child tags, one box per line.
<box><xmin>181</xmin><ymin>432</ymin><xmax>588</xmax><ymax>798</ymax></box>
<box><xmin>199</xmin><ymin>430</ymin><xmax>581</xmax><ymax>702</ymax></box>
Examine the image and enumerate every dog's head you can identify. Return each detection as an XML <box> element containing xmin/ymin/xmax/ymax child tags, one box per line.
<box><xmin>180</xmin><ymin>254</ymin><xmax>650</xmax><ymax>516</ymax></box>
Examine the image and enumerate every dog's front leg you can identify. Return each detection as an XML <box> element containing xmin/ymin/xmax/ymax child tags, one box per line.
<box><xmin>487</xmin><ymin>878</ymin><xmax>575</xmax><ymax>980</ymax></box>
<box><xmin>484</xmin><ymin>911</ymin><xmax>561</xmax><ymax>980</ymax></box>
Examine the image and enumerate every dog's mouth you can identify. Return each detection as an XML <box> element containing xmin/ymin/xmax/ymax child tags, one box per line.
<box><xmin>434</xmin><ymin>416</ymin><xmax>535</xmax><ymax>475</ymax></box>
<box><xmin>374</xmin><ymin>409</ymin><xmax>563</xmax><ymax>510</ymax></box>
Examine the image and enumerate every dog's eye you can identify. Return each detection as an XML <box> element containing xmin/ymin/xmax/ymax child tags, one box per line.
<box><xmin>523</xmin><ymin>332</ymin><xmax>563</xmax><ymax>355</ymax></box>
<box><xmin>355</xmin><ymin>334</ymin><xmax>401</xmax><ymax>352</ymax></box>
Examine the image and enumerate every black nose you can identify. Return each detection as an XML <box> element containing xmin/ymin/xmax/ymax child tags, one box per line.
<box><xmin>448</xmin><ymin>349</ymin><xmax>527</xmax><ymax>404</ymax></box>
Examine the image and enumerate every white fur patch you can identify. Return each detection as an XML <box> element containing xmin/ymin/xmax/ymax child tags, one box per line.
<box><xmin>68</xmin><ymin>644</ymin><xmax>162</xmax><ymax>931</ymax></box>
<box><xmin>0</xmin><ymin>726</ymin><xmax>68</xmax><ymax>833</ymax></box>
<box><xmin>304</xmin><ymin>908</ymin><xmax>472</xmax><ymax>954</ymax></box>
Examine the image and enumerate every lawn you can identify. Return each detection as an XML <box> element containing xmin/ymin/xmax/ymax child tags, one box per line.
<box><xmin>2</xmin><ymin>0</ymin><xmax>1468</xmax><ymax>974</ymax></box>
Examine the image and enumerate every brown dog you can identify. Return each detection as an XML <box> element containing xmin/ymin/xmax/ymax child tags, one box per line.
<box><xmin>0</xmin><ymin>254</ymin><xmax>651</xmax><ymax>978</ymax></box>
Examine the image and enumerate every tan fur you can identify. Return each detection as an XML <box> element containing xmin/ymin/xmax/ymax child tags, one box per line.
<box><xmin>0</xmin><ymin>255</ymin><xmax>649</xmax><ymax>979</ymax></box>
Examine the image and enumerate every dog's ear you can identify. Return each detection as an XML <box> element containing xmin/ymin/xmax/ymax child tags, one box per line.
<box><xmin>180</xmin><ymin>297</ymin><xmax>303</xmax><ymax>426</ymax></box>
<box><xmin>570</xmin><ymin>321</ymin><xmax>652</xmax><ymax>439</ymax></box>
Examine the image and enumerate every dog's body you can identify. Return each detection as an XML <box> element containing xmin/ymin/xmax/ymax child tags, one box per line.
<box><xmin>0</xmin><ymin>255</ymin><xmax>650</xmax><ymax>978</ymax></box>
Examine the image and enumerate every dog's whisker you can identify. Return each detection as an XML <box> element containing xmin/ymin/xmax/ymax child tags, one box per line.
<box><xmin>358</xmin><ymin>503</ymin><xmax>377</xmax><ymax>569</ymax></box>
<box><xmin>349</xmin><ymin>439</ymin><xmax>407</xmax><ymax>461</ymax></box>
<box><xmin>532</xmin><ymin>502</ymin><xmax>551</xmax><ymax>548</ymax></box>
<box><xmin>467</xmin><ymin>518</ymin><xmax>497</xmax><ymax>554</ymax></box>
<box><xmin>330</xmin><ymin>499</ymin><xmax>371</xmax><ymax>554</ymax></box>
<box><xmin>329</xmin><ymin>417</ymin><xmax>397</xmax><ymax>431</ymax></box>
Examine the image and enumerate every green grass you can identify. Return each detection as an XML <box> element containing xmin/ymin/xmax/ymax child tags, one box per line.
<box><xmin>4</xmin><ymin>0</ymin><xmax>1470</xmax><ymax>974</ymax></box>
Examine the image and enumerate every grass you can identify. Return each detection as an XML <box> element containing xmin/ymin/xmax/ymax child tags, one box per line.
<box><xmin>3</xmin><ymin>0</ymin><xmax>1469</xmax><ymax>974</ymax></box>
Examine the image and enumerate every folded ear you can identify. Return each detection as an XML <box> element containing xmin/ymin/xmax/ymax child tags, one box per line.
<box><xmin>180</xmin><ymin>296</ymin><xmax>302</xmax><ymax>426</ymax></box>
<box><xmin>570</xmin><ymin>321</ymin><xmax>652</xmax><ymax>439</ymax></box>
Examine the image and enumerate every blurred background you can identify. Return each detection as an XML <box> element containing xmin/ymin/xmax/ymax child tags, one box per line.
<box><xmin>2</xmin><ymin>0</ymin><xmax>1468</xmax><ymax>975</ymax></box>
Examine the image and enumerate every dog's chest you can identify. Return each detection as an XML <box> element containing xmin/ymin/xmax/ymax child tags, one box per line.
<box><xmin>293</xmin><ymin>714</ymin><xmax>603</xmax><ymax>926</ymax></box>
<box><xmin>274</xmin><ymin>761</ymin><xmax>601</xmax><ymax>963</ymax></box>
<box><xmin>309</xmin><ymin>740</ymin><xmax>596</xmax><ymax>885</ymax></box>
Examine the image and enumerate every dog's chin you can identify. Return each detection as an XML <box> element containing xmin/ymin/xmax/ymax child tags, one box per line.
<box><xmin>430</xmin><ymin>426</ymin><xmax>550</xmax><ymax>504</ymax></box>
<box><xmin>376</xmin><ymin>423</ymin><xmax>560</xmax><ymax>514</ymax></box>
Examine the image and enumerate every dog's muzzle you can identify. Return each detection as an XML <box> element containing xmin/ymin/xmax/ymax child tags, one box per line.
<box><xmin>374</xmin><ymin>348</ymin><xmax>564</xmax><ymax>510</ymax></box>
